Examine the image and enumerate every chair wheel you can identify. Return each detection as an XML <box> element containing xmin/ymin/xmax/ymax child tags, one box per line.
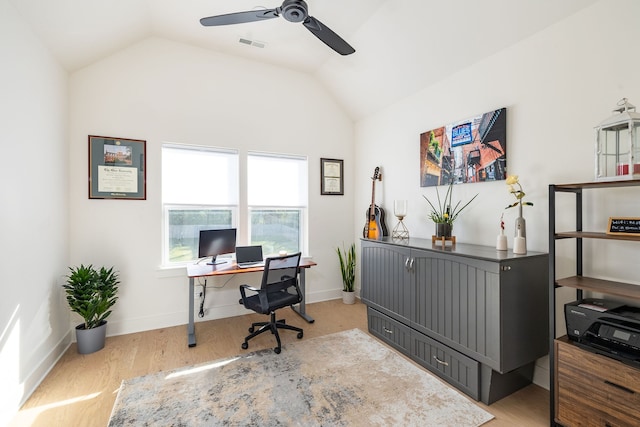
<box><xmin>297</xmin><ymin>332</ymin><xmax>303</xmax><ymax>339</ymax></box>
<box><xmin>248</xmin><ymin>327</ymin><xmax>254</xmax><ymax>333</ymax></box>
<box><xmin>274</xmin><ymin>347</ymin><xmax>281</xmax><ymax>354</ymax></box>
<box><xmin>241</xmin><ymin>342</ymin><xmax>248</xmax><ymax>350</ymax></box>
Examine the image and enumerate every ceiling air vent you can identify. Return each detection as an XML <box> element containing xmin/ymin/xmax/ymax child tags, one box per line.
<box><xmin>238</xmin><ymin>37</ymin><xmax>266</xmax><ymax>48</ymax></box>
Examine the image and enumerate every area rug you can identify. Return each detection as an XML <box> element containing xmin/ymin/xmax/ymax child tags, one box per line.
<box><xmin>108</xmin><ymin>329</ymin><xmax>494</xmax><ymax>426</ymax></box>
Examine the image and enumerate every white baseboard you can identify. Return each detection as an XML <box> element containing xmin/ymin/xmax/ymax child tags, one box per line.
<box><xmin>11</xmin><ymin>330</ymin><xmax>72</xmax><ymax>416</ymax></box>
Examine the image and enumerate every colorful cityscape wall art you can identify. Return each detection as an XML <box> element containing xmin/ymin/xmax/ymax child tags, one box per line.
<box><xmin>420</xmin><ymin>107</ymin><xmax>507</xmax><ymax>187</ymax></box>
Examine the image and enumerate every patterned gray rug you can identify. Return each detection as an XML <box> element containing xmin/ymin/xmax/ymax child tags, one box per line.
<box><xmin>108</xmin><ymin>329</ymin><xmax>494</xmax><ymax>426</ymax></box>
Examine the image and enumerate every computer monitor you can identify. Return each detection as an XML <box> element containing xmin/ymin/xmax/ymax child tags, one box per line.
<box><xmin>198</xmin><ymin>228</ymin><xmax>237</xmax><ymax>265</ymax></box>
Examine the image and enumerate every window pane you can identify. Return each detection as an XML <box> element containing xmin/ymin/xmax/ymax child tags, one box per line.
<box><xmin>162</xmin><ymin>145</ymin><xmax>238</xmax><ymax>205</ymax></box>
<box><xmin>167</xmin><ymin>208</ymin><xmax>233</xmax><ymax>262</ymax></box>
<box><xmin>247</xmin><ymin>153</ymin><xmax>307</xmax><ymax>206</ymax></box>
<box><xmin>250</xmin><ymin>209</ymin><xmax>301</xmax><ymax>255</ymax></box>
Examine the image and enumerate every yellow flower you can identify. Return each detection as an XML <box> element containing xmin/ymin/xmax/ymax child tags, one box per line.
<box><xmin>506</xmin><ymin>175</ymin><xmax>519</xmax><ymax>185</ymax></box>
<box><xmin>505</xmin><ymin>174</ymin><xmax>533</xmax><ymax>209</ymax></box>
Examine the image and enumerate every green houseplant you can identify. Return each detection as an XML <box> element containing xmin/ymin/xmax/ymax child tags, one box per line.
<box><xmin>336</xmin><ymin>243</ymin><xmax>356</xmax><ymax>304</ymax></box>
<box><xmin>423</xmin><ymin>180</ymin><xmax>478</xmax><ymax>237</ymax></box>
<box><xmin>63</xmin><ymin>264</ymin><xmax>120</xmax><ymax>354</ymax></box>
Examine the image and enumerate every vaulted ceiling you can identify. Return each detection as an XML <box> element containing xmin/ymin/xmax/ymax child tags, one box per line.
<box><xmin>11</xmin><ymin>0</ymin><xmax>598</xmax><ymax>119</ymax></box>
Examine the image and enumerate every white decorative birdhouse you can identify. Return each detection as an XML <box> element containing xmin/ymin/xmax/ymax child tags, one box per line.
<box><xmin>595</xmin><ymin>98</ymin><xmax>640</xmax><ymax>181</ymax></box>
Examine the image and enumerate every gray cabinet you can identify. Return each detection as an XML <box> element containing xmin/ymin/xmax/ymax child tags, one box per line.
<box><xmin>361</xmin><ymin>238</ymin><xmax>549</xmax><ymax>404</ymax></box>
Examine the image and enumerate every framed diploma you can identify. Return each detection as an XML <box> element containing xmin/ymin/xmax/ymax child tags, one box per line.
<box><xmin>320</xmin><ymin>158</ymin><xmax>344</xmax><ymax>195</ymax></box>
<box><xmin>89</xmin><ymin>135</ymin><xmax>146</xmax><ymax>200</ymax></box>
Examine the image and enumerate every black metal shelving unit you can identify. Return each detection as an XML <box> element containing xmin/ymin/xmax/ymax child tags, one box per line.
<box><xmin>548</xmin><ymin>179</ymin><xmax>640</xmax><ymax>426</ymax></box>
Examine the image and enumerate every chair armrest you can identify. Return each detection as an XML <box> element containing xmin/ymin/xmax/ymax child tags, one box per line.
<box><xmin>240</xmin><ymin>284</ymin><xmax>259</xmax><ymax>293</ymax></box>
<box><xmin>239</xmin><ymin>284</ymin><xmax>259</xmax><ymax>306</ymax></box>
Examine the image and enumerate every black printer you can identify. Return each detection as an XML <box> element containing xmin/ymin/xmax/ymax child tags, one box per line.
<box><xmin>565</xmin><ymin>298</ymin><xmax>640</xmax><ymax>367</ymax></box>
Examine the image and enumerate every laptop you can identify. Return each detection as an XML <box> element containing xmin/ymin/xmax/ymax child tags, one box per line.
<box><xmin>235</xmin><ymin>245</ymin><xmax>265</xmax><ymax>268</ymax></box>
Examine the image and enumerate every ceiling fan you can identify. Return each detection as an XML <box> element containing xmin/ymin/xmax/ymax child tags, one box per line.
<box><xmin>200</xmin><ymin>0</ymin><xmax>355</xmax><ymax>56</ymax></box>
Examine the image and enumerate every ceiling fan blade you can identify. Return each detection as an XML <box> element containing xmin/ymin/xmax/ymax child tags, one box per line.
<box><xmin>200</xmin><ymin>9</ymin><xmax>279</xmax><ymax>27</ymax></box>
<box><xmin>303</xmin><ymin>16</ymin><xmax>355</xmax><ymax>55</ymax></box>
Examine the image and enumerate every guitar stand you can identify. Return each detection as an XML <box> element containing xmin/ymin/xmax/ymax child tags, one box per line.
<box><xmin>432</xmin><ymin>235</ymin><xmax>456</xmax><ymax>246</ymax></box>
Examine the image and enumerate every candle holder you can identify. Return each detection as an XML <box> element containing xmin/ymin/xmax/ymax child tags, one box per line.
<box><xmin>392</xmin><ymin>200</ymin><xmax>409</xmax><ymax>240</ymax></box>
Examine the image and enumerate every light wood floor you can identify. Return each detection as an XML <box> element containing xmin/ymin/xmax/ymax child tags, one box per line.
<box><xmin>11</xmin><ymin>299</ymin><xmax>549</xmax><ymax>426</ymax></box>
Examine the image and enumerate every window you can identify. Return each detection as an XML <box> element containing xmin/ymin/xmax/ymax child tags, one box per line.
<box><xmin>248</xmin><ymin>153</ymin><xmax>308</xmax><ymax>255</ymax></box>
<box><xmin>162</xmin><ymin>145</ymin><xmax>238</xmax><ymax>265</ymax></box>
<box><xmin>161</xmin><ymin>145</ymin><xmax>308</xmax><ymax>266</ymax></box>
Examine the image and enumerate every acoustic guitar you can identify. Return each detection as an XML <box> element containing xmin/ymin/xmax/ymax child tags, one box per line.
<box><xmin>363</xmin><ymin>167</ymin><xmax>388</xmax><ymax>240</ymax></box>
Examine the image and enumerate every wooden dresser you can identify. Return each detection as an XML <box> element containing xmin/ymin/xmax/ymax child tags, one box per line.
<box><xmin>555</xmin><ymin>336</ymin><xmax>640</xmax><ymax>426</ymax></box>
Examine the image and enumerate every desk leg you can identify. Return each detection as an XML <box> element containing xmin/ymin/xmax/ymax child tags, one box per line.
<box><xmin>188</xmin><ymin>277</ymin><xmax>196</xmax><ymax>347</ymax></box>
<box><xmin>291</xmin><ymin>267</ymin><xmax>315</xmax><ymax>323</ymax></box>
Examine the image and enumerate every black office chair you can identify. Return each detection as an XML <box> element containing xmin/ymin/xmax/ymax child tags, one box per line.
<box><xmin>238</xmin><ymin>252</ymin><xmax>304</xmax><ymax>354</ymax></box>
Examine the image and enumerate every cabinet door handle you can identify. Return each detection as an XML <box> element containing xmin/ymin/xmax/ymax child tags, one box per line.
<box><xmin>383</xmin><ymin>327</ymin><xmax>393</xmax><ymax>334</ymax></box>
<box><xmin>433</xmin><ymin>356</ymin><xmax>449</xmax><ymax>366</ymax></box>
<box><xmin>409</xmin><ymin>258</ymin><xmax>414</xmax><ymax>270</ymax></box>
<box><xmin>604</xmin><ymin>380</ymin><xmax>635</xmax><ymax>394</ymax></box>
<box><xmin>501</xmin><ymin>265</ymin><xmax>511</xmax><ymax>271</ymax></box>
<box><xmin>404</xmin><ymin>258</ymin><xmax>410</xmax><ymax>270</ymax></box>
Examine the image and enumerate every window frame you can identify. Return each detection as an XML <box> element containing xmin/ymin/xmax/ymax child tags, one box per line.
<box><xmin>246</xmin><ymin>151</ymin><xmax>309</xmax><ymax>256</ymax></box>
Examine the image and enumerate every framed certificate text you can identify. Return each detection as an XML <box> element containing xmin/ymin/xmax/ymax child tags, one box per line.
<box><xmin>89</xmin><ymin>135</ymin><xmax>146</xmax><ymax>200</ymax></box>
<box><xmin>320</xmin><ymin>158</ymin><xmax>344</xmax><ymax>195</ymax></box>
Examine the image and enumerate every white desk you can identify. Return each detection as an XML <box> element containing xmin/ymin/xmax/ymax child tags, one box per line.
<box><xmin>185</xmin><ymin>259</ymin><xmax>317</xmax><ymax>347</ymax></box>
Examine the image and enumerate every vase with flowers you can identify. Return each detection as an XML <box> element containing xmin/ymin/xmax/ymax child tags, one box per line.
<box><xmin>505</xmin><ymin>175</ymin><xmax>533</xmax><ymax>238</ymax></box>
<box><xmin>496</xmin><ymin>213</ymin><xmax>508</xmax><ymax>250</ymax></box>
<box><xmin>423</xmin><ymin>180</ymin><xmax>478</xmax><ymax>238</ymax></box>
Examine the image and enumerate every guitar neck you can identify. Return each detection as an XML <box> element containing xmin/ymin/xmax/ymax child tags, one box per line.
<box><xmin>370</xmin><ymin>182</ymin><xmax>376</xmax><ymax>212</ymax></box>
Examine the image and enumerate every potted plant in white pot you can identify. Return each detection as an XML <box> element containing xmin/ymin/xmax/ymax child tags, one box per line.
<box><xmin>336</xmin><ymin>243</ymin><xmax>356</xmax><ymax>304</ymax></box>
<box><xmin>63</xmin><ymin>264</ymin><xmax>120</xmax><ymax>354</ymax></box>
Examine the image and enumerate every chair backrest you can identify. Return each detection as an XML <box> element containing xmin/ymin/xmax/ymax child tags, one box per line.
<box><xmin>260</xmin><ymin>252</ymin><xmax>302</xmax><ymax>289</ymax></box>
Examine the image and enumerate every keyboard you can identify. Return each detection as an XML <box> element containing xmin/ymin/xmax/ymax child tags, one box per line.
<box><xmin>237</xmin><ymin>262</ymin><xmax>265</xmax><ymax>269</ymax></box>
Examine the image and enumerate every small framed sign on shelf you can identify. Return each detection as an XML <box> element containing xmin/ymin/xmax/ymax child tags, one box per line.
<box><xmin>88</xmin><ymin>135</ymin><xmax>146</xmax><ymax>200</ymax></box>
<box><xmin>606</xmin><ymin>217</ymin><xmax>640</xmax><ymax>236</ymax></box>
<box><xmin>320</xmin><ymin>158</ymin><xmax>344</xmax><ymax>195</ymax></box>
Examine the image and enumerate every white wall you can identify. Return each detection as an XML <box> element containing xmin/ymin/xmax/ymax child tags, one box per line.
<box><xmin>68</xmin><ymin>37</ymin><xmax>355</xmax><ymax>336</ymax></box>
<box><xmin>354</xmin><ymin>0</ymin><xmax>640</xmax><ymax>389</ymax></box>
<box><xmin>0</xmin><ymin>0</ymin><xmax>70</xmax><ymax>421</ymax></box>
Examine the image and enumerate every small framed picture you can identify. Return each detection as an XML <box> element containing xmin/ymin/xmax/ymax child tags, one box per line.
<box><xmin>320</xmin><ymin>158</ymin><xmax>344</xmax><ymax>195</ymax></box>
<box><xmin>606</xmin><ymin>217</ymin><xmax>640</xmax><ymax>236</ymax></box>
<box><xmin>88</xmin><ymin>135</ymin><xmax>146</xmax><ymax>200</ymax></box>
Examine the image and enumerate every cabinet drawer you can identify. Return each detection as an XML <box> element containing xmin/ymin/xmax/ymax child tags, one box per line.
<box><xmin>411</xmin><ymin>329</ymin><xmax>480</xmax><ymax>400</ymax></box>
<box><xmin>556</xmin><ymin>339</ymin><xmax>640</xmax><ymax>426</ymax></box>
<box><xmin>367</xmin><ymin>307</ymin><xmax>411</xmax><ymax>355</ymax></box>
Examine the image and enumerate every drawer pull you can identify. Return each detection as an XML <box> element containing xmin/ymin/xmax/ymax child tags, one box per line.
<box><xmin>383</xmin><ymin>327</ymin><xmax>393</xmax><ymax>334</ymax></box>
<box><xmin>604</xmin><ymin>380</ymin><xmax>635</xmax><ymax>394</ymax></box>
<box><xmin>433</xmin><ymin>356</ymin><xmax>449</xmax><ymax>366</ymax></box>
